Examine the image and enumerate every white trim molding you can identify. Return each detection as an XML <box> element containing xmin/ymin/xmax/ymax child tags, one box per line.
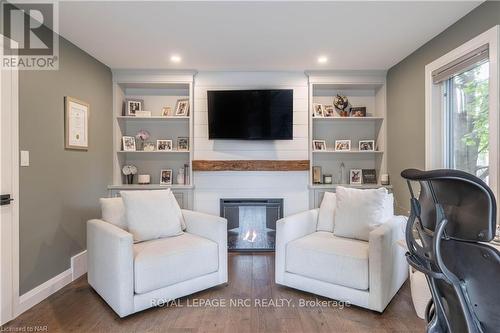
<box><xmin>15</xmin><ymin>250</ymin><xmax>87</xmax><ymax>318</ymax></box>
<box><xmin>425</xmin><ymin>25</ymin><xmax>499</xmax><ymax>198</ymax></box>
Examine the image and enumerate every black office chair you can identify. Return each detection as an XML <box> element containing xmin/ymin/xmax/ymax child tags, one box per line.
<box><xmin>401</xmin><ymin>169</ymin><xmax>500</xmax><ymax>333</ymax></box>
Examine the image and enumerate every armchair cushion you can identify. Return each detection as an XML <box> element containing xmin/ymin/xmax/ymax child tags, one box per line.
<box><xmin>317</xmin><ymin>192</ymin><xmax>336</xmax><ymax>232</ymax></box>
<box><xmin>100</xmin><ymin>197</ymin><xmax>127</xmax><ymax>230</ymax></box>
<box><xmin>133</xmin><ymin>233</ymin><xmax>218</xmax><ymax>294</ymax></box>
<box><xmin>286</xmin><ymin>231</ymin><xmax>369</xmax><ymax>290</ymax></box>
<box><xmin>121</xmin><ymin>189</ymin><xmax>183</xmax><ymax>242</ymax></box>
<box><xmin>334</xmin><ymin>187</ymin><xmax>388</xmax><ymax>241</ymax></box>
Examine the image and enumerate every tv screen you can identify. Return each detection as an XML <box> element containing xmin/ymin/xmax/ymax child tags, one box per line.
<box><xmin>207</xmin><ymin>89</ymin><xmax>293</xmax><ymax>140</ymax></box>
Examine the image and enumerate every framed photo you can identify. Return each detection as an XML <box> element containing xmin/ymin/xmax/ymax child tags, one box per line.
<box><xmin>350</xmin><ymin>169</ymin><xmax>362</xmax><ymax>185</ymax></box>
<box><xmin>122</xmin><ymin>136</ymin><xmax>136</xmax><ymax>151</ymax></box>
<box><xmin>335</xmin><ymin>140</ymin><xmax>351</xmax><ymax>151</ymax></box>
<box><xmin>125</xmin><ymin>99</ymin><xmax>143</xmax><ymax>116</ymax></box>
<box><xmin>65</xmin><ymin>96</ymin><xmax>89</xmax><ymax>150</ymax></box>
<box><xmin>323</xmin><ymin>104</ymin><xmax>336</xmax><ymax>117</ymax></box>
<box><xmin>312</xmin><ymin>103</ymin><xmax>324</xmax><ymax>117</ymax></box>
<box><xmin>312</xmin><ymin>140</ymin><xmax>327</xmax><ymax>151</ymax></box>
<box><xmin>162</xmin><ymin>106</ymin><xmax>172</xmax><ymax>117</ymax></box>
<box><xmin>177</xmin><ymin>137</ymin><xmax>189</xmax><ymax>151</ymax></box>
<box><xmin>175</xmin><ymin>99</ymin><xmax>190</xmax><ymax>116</ymax></box>
<box><xmin>157</xmin><ymin>139</ymin><xmax>173</xmax><ymax>151</ymax></box>
<box><xmin>359</xmin><ymin>140</ymin><xmax>375</xmax><ymax>151</ymax></box>
<box><xmin>143</xmin><ymin>142</ymin><xmax>155</xmax><ymax>152</ymax></box>
<box><xmin>312</xmin><ymin>166</ymin><xmax>322</xmax><ymax>184</ymax></box>
<box><xmin>350</xmin><ymin>107</ymin><xmax>367</xmax><ymax>117</ymax></box>
<box><xmin>362</xmin><ymin>169</ymin><xmax>377</xmax><ymax>184</ymax></box>
<box><xmin>160</xmin><ymin>169</ymin><xmax>173</xmax><ymax>185</ymax></box>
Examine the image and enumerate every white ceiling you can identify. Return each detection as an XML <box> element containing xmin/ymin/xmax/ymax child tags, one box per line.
<box><xmin>58</xmin><ymin>1</ymin><xmax>482</xmax><ymax>71</ymax></box>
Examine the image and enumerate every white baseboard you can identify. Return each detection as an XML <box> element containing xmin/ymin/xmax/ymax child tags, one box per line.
<box><xmin>16</xmin><ymin>250</ymin><xmax>88</xmax><ymax>317</ymax></box>
<box><xmin>71</xmin><ymin>250</ymin><xmax>87</xmax><ymax>281</ymax></box>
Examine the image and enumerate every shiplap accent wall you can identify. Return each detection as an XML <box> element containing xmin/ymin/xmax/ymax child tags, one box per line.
<box><xmin>193</xmin><ymin>72</ymin><xmax>309</xmax><ymax>215</ymax></box>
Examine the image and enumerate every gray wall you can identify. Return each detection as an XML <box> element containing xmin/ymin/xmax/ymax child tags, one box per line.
<box><xmin>19</xmin><ymin>37</ymin><xmax>112</xmax><ymax>294</ymax></box>
<box><xmin>387</xmin><ymin>1</ymin><xmax>500</xmax><ymax>214</ymax></box>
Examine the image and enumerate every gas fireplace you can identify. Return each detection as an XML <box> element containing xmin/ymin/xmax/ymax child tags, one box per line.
<box><xmin>220</xmin><ymin>198</ymin><xmax>283</xmax><ymax>251</ymax></box>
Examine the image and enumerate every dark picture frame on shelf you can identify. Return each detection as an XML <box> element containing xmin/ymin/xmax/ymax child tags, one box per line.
<box><xmin>125</xmin><ymin>98</ymin><xmax>143</xmax><ymax>116</ymax></box>
<box><xmin>175</xmin><ymin>99</ymin><xmax>190</xmax><ymax>116</ymax></box>
<box><xmin>177</xmin><ymin>137</ymin><xmax>189</xmax><ymax>151</ymax></box>
<box><xmin>350</xmin><ymin>107</ymin><xmax>366</xmax><ymax>117</ymax></box>
<box><xmin>313</xmin><ymin>140</ymin><xmax>327</xmax><ymax>151</ymax></box>
<box><xmin>160</xmin><ymin>169</ymin><xmax>173</xmax><ymax>185</ymax></box>
<box><xmin>359</xmin><ymin>140</ymin><xmax>375</xmax><ymax>151</ymax></box>
<box><xmin>362</xmin><ymin>169</ymin><xmax>377</xmax><ymax>184</ymax></box>
<box><xmin>313</xmin><ymin>166</ymin><xmax>322</xmax><ymax>184</ymax></box>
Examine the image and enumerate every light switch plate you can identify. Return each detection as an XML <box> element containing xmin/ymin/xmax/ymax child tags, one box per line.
<box><xmin>20</xmin><ymin>150</ymin><xmax>29</xmax><ymax>167</ymax></box>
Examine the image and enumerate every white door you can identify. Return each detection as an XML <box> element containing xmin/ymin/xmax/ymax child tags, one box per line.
<box><xmin>0</xmin><ymin>36</ymin><xmax>19</xmax><ymax>325</ymax></box>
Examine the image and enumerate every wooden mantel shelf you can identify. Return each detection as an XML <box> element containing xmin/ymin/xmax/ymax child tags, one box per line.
<box><xmin>192</xmin><ymin>160</ymin><xmax>310</xmax><ymax>171</ymax></box>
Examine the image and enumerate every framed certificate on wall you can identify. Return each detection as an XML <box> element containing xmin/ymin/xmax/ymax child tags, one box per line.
<box><xmin>65</xmin><ymin>96</ymin><xmax>89</xmax><ymax>150</ymax></box>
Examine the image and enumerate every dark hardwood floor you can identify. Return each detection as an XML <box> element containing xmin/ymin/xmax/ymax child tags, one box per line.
<box><xmin>3</xmin><ymin>253</ymin><xmax>424</xmax><ymax>332</ymax></box>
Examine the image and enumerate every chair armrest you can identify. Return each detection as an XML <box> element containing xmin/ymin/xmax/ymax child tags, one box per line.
<box><xmin>87</xmin><ymin>219</ymin><xmax>134</xmax><ymax>317</ymax></box>
<box><xmin>275</xmin><ymin>209</ymin><xmax>319</xmax><ymax>284</ymax></box>
<box><xmin>182</xmin><ymin>210</ymin><xmax>228</xmax><ymax>284</ymax></box>
<box><xmin>368</xmin><ymin>215</ymin><xmax>409</xmax><ymax>312</ymax></box>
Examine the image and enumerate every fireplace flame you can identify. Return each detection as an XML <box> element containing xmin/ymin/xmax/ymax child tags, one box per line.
<box><xmin>242</xmin><ymin>230</ymin><xmax>257</xmax><ymax>243</ymax></box>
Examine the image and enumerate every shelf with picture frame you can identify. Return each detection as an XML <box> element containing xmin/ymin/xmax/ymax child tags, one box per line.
<box><xmin>306</xmin><ymin>71</ymin><xmax>389</xmax><ymax>208</ymax></box>
<box><xmin>109</xmin><ymin>71</ymin><xmax>196</xmax><ymax>209</ymax></box>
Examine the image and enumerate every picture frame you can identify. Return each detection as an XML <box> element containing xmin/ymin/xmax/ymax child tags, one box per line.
<box><xmin>157</xmin><ymin>139</ymin><xmax>173</xmax><ymax>151</ymax></box>
<box><xmin>162</xmin><ymin>106</ymin><xmax>173</xmax><ymax>117</ymax></box>
<box><xmin>125</xmin><ymin>99</ymin><xmax>143</xmax><ymax>116</ymax></box>
<box><xmin>312</xmin><ymin>140</ymin><xmax>327</xmax><ymax>151</ymax></box>
<box><xmin>350</xmin><ymin>169</ymin><xmax>362</xmax><ymax>185</ymax></box>
<box><xmin>122</xmin><ymin>136</ymin><xmax>136</xmax><ymax>151</ymax></box>
<box><xmin>312</xmin><ymin>166</ymin><xmax>322</xmax><ymax>184</ymax></box>
<box><xmin>177</xmin><ymin>137</ymin><xmax>189</xmax><ymax>151</ymax></box>
<box><xmin>350</xmin><ymin>107</ymin><xmax>367</xmax><ymax>117</ymax></box>
<box><xmin>175</xmin><ymin>99</ymin><xmax>190</xmax><ymax>116</ymax></box>
<box><xmin>362</xmin><ymin>169</ymin><xmax>377</xmax><ymax>184</ymax></box>
<box><xmin>323</xmin><ymin>104</ymin><xmax>336</xmax><ymax>117</ymax></box>
<box><xmin>312</xmin><ymin>103</ymin><xmax>324</xmax><ymax>117</ymax></box>
<box><xmin>143</xmin><ymin>142</ymin><xmax>155</xmax><ymax>152</ymax></box>
<box><xmin>335</xmin><ymin>140</ymin><xmax>351</xmax><ymax>151</ymax></box>
<box><xmin>65</xmin><ymin>96</ymin><xmax>89</xmax><ymax>150</ymax></box>
<box><xmin>359</xmin><ymin>140</ymin><xmax>375</xmax><ymax>151</ymax></box>
<box><xmin>160</xmin><ymin>169</ymin><xmax>173</xmax><ymax>185</ymax></box>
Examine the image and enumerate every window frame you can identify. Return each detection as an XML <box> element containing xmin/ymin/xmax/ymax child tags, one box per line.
<box><xmin>425</xmin><ymin>25</ymin><xmax>499</xmax><ymax>198</ymax></box>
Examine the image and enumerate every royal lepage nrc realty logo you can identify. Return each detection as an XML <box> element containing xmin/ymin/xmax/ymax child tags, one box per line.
<box><xmin>2</xmin><ymin>1</ymin><xmax>59</xmax><ymax>70</ymax></box>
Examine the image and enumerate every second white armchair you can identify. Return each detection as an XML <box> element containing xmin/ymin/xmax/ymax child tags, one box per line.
<box><xmin>275</xmin><ymin>189</ymin><xmax>408</xmax><ymax>312</ymax></box>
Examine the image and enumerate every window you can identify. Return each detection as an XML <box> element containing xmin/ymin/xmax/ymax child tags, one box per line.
<box><xmin>443</xmin><ymin>61</ymin><xmax>490</xmax><ymax>183</ymax></box>
<box><xmin>426</xmin><ymin>26</ymin><xmax>499</xmax><ymax>196</ymax></box>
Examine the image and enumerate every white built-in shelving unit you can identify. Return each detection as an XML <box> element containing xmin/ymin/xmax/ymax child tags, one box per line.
<box><xmin>109</xmin><ymin>70</ymin><xmax>196</xmax><ymax>208</ymax></box>
<box><xmin>307</xmin><ymin>71</ymin><xmax>392</xmax><ymax>207</ymax></box>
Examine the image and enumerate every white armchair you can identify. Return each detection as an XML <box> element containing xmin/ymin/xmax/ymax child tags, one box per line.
<box><xmin>87</xmin><ymin>208</ymin><xmax>227</xmax><ymax>317</ymax></box>
<box><xmin>275</xmin><ymin>208</ymin><xmax>408</xmax><ymax>312</ymax></box>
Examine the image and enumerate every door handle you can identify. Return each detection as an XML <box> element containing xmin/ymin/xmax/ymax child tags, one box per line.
<box><xmin>0</xmin><ymin>194</ymin><xmax>14</xmax><ymax>206</ymax></box>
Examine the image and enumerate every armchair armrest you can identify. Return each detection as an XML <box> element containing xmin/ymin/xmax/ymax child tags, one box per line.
<box><xmin>87</xmin><ymin>219</ymin><xmax>134</xmax><ymax>317</ymax></box>
<box><xmin>182</xmin><ymin>210</ymin><xmax>228</xmax><ymax>284</ymax></box>
<box><xmin>275</xmin><ymin>209</ymin><xmax>319</xmax><ymax>284</ymax></box>
<box><xmin>368</xmin><ymin>215</ymin><xmax>409</xmax><ymax>312</ymax></box>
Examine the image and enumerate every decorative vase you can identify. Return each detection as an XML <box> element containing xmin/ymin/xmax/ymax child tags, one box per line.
<box><xmin>126</xmin><ymin>174</ymin><xmax>134</xmax><ymax>184</ymax></box>
<box><xmin>177</xmin><ymin>168</ymin><xmax>185</xmax><ymax>185</ymax></box>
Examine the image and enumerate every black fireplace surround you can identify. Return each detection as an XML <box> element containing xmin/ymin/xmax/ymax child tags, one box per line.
<box><xmin>220</xmin><ymin>198</ymin><xmax>283</xmax><ymax>251</ymax></box>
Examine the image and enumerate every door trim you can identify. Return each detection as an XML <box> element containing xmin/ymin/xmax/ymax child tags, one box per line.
<box><xmin>0</xmin><ymin>35</ymin><xmax>19</xmax><ymax>325</ymax></box>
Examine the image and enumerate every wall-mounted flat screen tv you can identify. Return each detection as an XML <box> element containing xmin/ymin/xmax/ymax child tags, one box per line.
<box><xmin>207</xmin><ymin>89</ymin><xmax>293</xmax><ymax>140</ymax></box>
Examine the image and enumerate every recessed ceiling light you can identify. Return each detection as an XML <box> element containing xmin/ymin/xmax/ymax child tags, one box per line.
<box><xmin>170</xmin><ymin>55</ymin><xmax>182</xmax><ymax>63</ymax></box>
<box><xmin>318</xmin><ymin>56</ymin><xmax>328</xmax><ymax>64</ymax></box>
